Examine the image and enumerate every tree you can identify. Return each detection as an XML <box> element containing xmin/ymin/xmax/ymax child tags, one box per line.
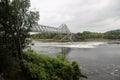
<box><xmin>0</xmin><ymin>0</ymin><xmax>39</xmax><ymax>76</ymax></box>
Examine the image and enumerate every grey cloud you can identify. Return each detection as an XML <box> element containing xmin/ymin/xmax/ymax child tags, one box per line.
<box><xmin>31</xmin><ymin>0</ymin><xmax>120</xmax><ymax>32</ymax></box>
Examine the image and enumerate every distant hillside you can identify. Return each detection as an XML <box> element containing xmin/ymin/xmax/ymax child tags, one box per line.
<box><xmin>106</xmin><ymin>29</ymin><xmax>120</xmax><ymax>33</ymax></box>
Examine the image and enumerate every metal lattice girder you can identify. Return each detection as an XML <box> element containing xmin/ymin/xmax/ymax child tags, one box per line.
<box><xmin>30</xmin><ymin>24</ymin><xmax>75</xmax><ymax>41</ymax></box>
<box><xmin>31</xmin><ymin>24</ymin><xmax>71</xmax><ymax>34</ymax></box>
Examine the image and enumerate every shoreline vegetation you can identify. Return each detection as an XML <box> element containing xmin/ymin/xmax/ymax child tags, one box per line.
<box><xmin>23</xmin><ymin>51</ymin><xmax>86</xmax><ymax>80</ymax></box>
<box><xmin>30</xmin><ymin>30</ymin><xmax>120</xmax><ymax>42</ymax></box>
<box><xmin>0</xmin><ymin>0</ymin><xmax>120</xmax><ymax>80</ymax></box>
<box><xmin>0</xmin><ymin>50</ymin><xmax>85</xmax><ymax>80</ymax></box>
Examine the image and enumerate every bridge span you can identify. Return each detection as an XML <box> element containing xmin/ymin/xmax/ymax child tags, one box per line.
<box><xmin>31</xmin><ymin>24</ymin><xmax>75</xmax><ymax>41</ymax></box>
<box><xmin>31</xmin><ymin>24</ymin><xmax>71</xmax><ymax>34</ymax></box>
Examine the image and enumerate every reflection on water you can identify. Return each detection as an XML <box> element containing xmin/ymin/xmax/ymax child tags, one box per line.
<box><xmin>31</xmin><ymin>41</ymin><xmax>120</xmax><ymax>80</ymax></box>
<box><xmin>60</xmin><ymin>47</ymin><xmax>71</xmax><ymax>60</ymax></box>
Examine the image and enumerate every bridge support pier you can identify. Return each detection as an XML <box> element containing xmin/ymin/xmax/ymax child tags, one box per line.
<box><xmin>61</xmin><ymin>33</ymin><xmax>76</xmax><ymax>41</ymax></box>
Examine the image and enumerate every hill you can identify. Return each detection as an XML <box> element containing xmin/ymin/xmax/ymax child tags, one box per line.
<box><xmin>106</xmin><ymin>29</ymin><xmax>120</xmax><ymax>33</ymax></box>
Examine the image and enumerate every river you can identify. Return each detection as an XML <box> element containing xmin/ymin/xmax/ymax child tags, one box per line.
<box><xmin>31</xmin><ymin>41</ymin><xmax>120</xmax><ymax>80</ymax></box>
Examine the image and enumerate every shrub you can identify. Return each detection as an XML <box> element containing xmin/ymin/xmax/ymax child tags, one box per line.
<box><xmin>23</xmin><ymin>51</ymin><xmax>82</xmax><ymax>80</ymax></box>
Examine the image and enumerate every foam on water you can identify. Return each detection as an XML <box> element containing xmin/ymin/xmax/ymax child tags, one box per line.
<box><xmin>34</xmin><ymin>41</ymin><xmax>105</xmax><ymax>48</ymax></box>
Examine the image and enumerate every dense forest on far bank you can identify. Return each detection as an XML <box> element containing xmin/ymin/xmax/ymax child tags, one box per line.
<box><xmin>30</xmin><ymin>29</ymin><xmax>120</xmax><ymax>41</ymax></box>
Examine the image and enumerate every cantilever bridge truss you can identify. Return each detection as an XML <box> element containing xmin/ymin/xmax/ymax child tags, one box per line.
<box><xmin>31</xmin><ymin>24</ymin><xmax>74</xmax><ymax>41</ymax></box>
<box><xmin>31</xmin><ymin>24</ymin><xmax>71</xmax><ymax>34</ymax></box>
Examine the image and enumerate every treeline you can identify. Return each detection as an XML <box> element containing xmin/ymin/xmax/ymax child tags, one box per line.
<box><xmin>104</xmin><ymin>30</ymin><xmax>120</xmax><ymax>39</ymax></box>
<box><xmin>31</xmin><ymin>30</ymin><xmax>120</xmax><ymax>41</ymax></box>
<box><xmin>76</xmin><ymin>30</ymin><xmax>120</xmax><ymax>40</ymax></box>
<box><xmin>76</xmin><ymin>31</ymin><xmax>104</xmax><ymax>40</ymax></box>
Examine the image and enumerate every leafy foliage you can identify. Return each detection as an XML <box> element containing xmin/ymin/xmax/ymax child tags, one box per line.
<box><xmin>0</xmin><ymin>0</ymin><xmax>39</xmax><ymax>79</ymax></box>
<box><xmin>23</xmin><ymin>51</ymin><xmax>82</xmax><ymax>80</ymax></box>
<box><xmin>76</xmin><ymin>31</ymin><xmax>104</xmax><ymax>40</ymax></box>
<box><xmin>104</xmin><ymin>30</ymin><xmax>120</xmax><ymax>39</ymax></box>
<box><xmin>76</xmin><ymin>30</ymin><xmax>120</xmax><ymax>40</ymax></box>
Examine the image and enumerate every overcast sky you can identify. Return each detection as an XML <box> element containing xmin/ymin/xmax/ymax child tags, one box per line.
<box><xmin>30</xmin><ymin>0</ymin><xmax>120</xmax><ymax>32</ymax></box>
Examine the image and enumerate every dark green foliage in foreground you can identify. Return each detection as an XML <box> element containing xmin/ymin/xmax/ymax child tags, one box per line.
<box><xmin>0</xmin><ymin>0</ymin><xmax>83</xmax><ymax>80</ymax></box>
<box><xmin>23</xmin><ymin>51</ymin><xmax>81</xmax><ymax>80</ymax></box>
<box><xmin>0</xmin><ymin>0</ymin><xmax>39</xmax><ymax>58</ymax></box>
<box><xmin>0</xmin><ymin>0</ymin><xmax>39</xmax><ymax>79</ymax></box>
<box><xmin>0</xmin><ymin>0</ymin><xmax>82</xmax><ymax>80</ymax></box>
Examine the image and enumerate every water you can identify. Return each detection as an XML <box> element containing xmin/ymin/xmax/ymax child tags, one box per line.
<box><xmin>31</xmin><ymin>41</ymin><xmax>120</xmax><ymax>80</ymax></box>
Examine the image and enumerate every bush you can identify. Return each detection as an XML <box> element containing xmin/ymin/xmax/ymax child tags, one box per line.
<box><xmin>23</xmin><ymin>51</ymin><xmax>82</xmax><ymax>80</ymax></box>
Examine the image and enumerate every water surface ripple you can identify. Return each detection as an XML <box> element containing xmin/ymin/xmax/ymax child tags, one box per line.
<box><xmin>31</xmin><ymin>41</ymin><xmax>120</xmax><ymax>80</ymax></box>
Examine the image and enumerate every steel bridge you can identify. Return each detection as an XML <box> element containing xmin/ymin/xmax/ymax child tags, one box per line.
<box><xmin>31</xmin><ymin>24</ymin><xmax>71</xmax><ymax>34</ymax></box>
<box><xmin>31</xmin><ymin>24</ymin><xmax>75</xmax><ymax>41</ymax></box>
